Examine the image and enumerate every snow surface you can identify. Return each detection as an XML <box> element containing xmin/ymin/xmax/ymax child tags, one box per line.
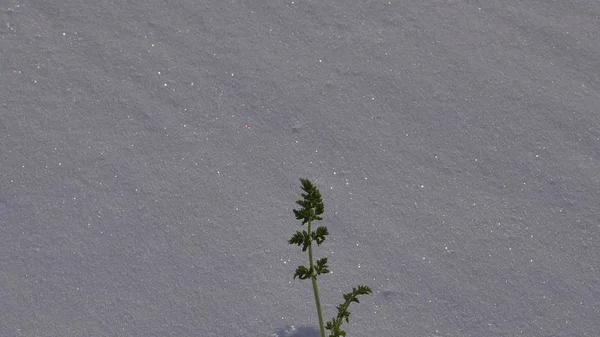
<box><xmin>1</xmin><ymin>1</ymin><xmax>599</xmax><ymax>336</ymax></box>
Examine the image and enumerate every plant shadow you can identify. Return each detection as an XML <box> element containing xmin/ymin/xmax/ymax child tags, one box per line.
<box><xmin>273</xmin><ymin>325</ymin><xmax>320</xmax><ymax>337</ymax></box>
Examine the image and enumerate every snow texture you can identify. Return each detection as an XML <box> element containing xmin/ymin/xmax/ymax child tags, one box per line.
<box><xmin>1</xmin><ymin>0</ymin><xmax>599</xmax><ymax>336</ymax></box>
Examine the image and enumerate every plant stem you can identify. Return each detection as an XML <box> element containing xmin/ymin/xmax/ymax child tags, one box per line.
<box><xmin>307</xmin><ymin>219</ymin><xmax>326</xmax><ymax>337</ymax></box>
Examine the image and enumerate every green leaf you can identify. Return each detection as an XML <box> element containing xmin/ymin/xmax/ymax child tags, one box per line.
<box><xmin>288</xmin><ymin>231</ymin><xmax>304</xmax><ymax>245</ymax></box>
<box><xmin>315</xmin><ymin>257</ymin><xmax>330</xmax><ymax>275</ymax></box>
<box><xmin>288</xmin><ymin>230</ymin><xmax>312</xmax><ymax>251</ymax></box>
<box><xmin>313</xmin><ymin>226</ymin><xmax>328</xmax><ymax>245</ymax></box>
<box><xmin>293</xmin><ymin>265</ymin><xmax>312</xmax><ymax>280</ymax></box>
<box><xmin>355</xmin><ymin>285</ymin><xmax>373</xmax><ymax>296</ymax></box>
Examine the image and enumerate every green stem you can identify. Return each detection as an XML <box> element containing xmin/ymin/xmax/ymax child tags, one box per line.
<box><xmin>307</xmin><ymin>219</ymin><xmax>326</xmax><ymax>337</ymax></box>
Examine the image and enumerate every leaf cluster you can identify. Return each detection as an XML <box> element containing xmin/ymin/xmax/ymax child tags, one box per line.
<box><xmin>292</xmin><ymin>178</ymin><xmax>324</xmax><ymax>225</ymax></box>
<box><xmin>325</xmin><ymin>285</ymin><xmax>373</xmax><ymax>337</ymax></box>
<box><xmin>289</xmin><ymin>178</ymin><xmax>330</xmax><ymax>280</ymax></box>
<box><xmin>293</xmin><ymin>257</ymin><xmax>330</xmax><ymax>280</ymax></box>
<box><xmin>288</xmin><ymin>226</ymin><xmax>328</xmax><ymax>251</ymax></box>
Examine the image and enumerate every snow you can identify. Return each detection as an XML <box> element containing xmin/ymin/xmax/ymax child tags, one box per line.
<box><xmin>1</xmin><ymin>0</ymin><xmax>599</xmax><ymax>336</ymax></box>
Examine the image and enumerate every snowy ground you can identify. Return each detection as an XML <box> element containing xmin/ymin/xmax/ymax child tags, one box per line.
<box><xmin>1</xmin><ymin>1</ymin><xmax>599</xmax><ymax>336</ymax></box>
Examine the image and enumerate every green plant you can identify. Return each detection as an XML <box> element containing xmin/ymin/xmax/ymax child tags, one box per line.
<box><xmin>289</xmin><ymin>178</ymin><xmax>372</xmax><ymax>337</ymax></box>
